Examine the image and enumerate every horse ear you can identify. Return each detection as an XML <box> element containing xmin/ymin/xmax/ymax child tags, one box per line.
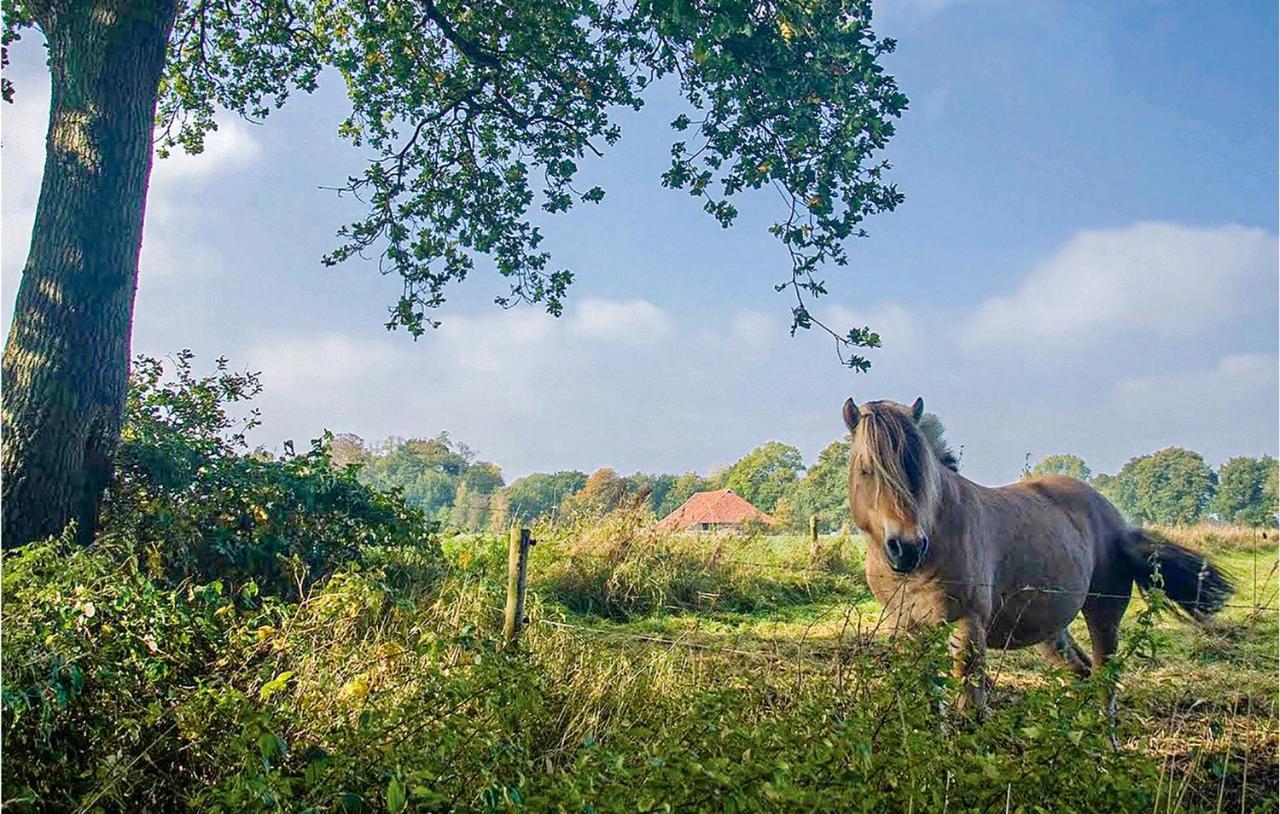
<box><xmin>842</xmin><ymin>398</ymin><xmax>860</xmax><ymax>434</ymax></box>
<box><xmin>911</xmin><ymin>397</ymin><xmax>925</xmax><ymax>423</ymax></box>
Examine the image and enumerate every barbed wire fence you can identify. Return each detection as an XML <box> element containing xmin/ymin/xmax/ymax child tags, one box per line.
<box><xmin>498</xmin><ymin>525</ymin><xmax>1279</xmax><ymax>675</ymax></box>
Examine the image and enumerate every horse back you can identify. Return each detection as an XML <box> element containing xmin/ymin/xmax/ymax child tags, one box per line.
<box><xmin>971</xmin><ymin>475</ymin><xmax>1128</xmax><ymax>644</ymax></box>
<box><xmin>990</xmin><ymin>475</ymin><xmax>1127</xmax><ymax>567</ymax></box>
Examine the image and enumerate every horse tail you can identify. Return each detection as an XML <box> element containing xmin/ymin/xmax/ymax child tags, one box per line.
<box><xmin>1119</xmin><ymin>529</ymin><xmax>1234</xmax><ymax>620</ymax></box>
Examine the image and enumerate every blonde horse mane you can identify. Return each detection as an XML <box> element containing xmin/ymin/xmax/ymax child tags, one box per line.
<box><xmin>851</xmin><ymin>402</ymin><xmax>948</xmax><ymax>523</ymax></box>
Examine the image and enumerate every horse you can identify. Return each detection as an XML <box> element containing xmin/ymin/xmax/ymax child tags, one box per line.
<box><xmin>842</xmin><ymin>396</ymin><xmax>1234</xmax><ymax>717</ymax></box>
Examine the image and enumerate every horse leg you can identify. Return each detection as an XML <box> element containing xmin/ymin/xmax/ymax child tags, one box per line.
<box><xmin>948</xmin><ymin>615</ymin><xmax>987</xmax><ymax>717</ymax></box>
<box><xmin>1036</xmin><ymin>628</ymin><xmax>1091</xmax><ymax>678</ymax></box>
<box><xmin>1083</xmin><ymin>596</ymin><xmax>1129</xmax><ymax>744</ymax></box>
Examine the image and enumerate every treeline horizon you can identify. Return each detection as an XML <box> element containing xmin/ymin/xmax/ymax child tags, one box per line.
<box><xmin>329</xmin><ymin>429</ymin><xmax>1279</xmax><ymax>533</ymax></box>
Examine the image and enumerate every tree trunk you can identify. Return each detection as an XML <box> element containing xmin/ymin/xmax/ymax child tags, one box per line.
<box><xmin>2</xmin><ymin>0</ymin><xmax>177</xmax><ymax>548</ymax></box>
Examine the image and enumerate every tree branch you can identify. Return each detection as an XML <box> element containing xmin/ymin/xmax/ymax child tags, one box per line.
<box><xmin>420</xmin><ymin>0</ymin><xmax>500</xmax><ymax>67</ymax></box>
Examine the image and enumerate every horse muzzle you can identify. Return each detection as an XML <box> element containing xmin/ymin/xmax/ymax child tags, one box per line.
<box><xmin>884</xmin><ymin>535</ymin><xmax>929</xmax><ymax>574</ymax></box>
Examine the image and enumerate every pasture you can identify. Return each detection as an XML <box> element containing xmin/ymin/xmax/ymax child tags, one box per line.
<box><xmin>8</xmin><ymin>504</ymin><xmax>1272</xmax><ymax>811</ymax></box>
<box><xmin>512</xmin><ymin>518</ymin><xmax>1279</xmax><ymax>812</ymax></box>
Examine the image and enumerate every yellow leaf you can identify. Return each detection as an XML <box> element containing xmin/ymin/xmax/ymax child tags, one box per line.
<box><xmin>338</xmin><ymin>675</ymin><xmax>370</xmax><ymax>701</ymax></box>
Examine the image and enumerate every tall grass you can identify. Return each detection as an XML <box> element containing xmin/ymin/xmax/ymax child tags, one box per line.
<box><xmin>520</xmin><ymin>506</ymin><xmax>866</xmax><ymax>620</ymax></box>
<box><xmin>1153</xmin><ymin>522</ymin><xmax>1278</xmax><ymax>553</ymax></box>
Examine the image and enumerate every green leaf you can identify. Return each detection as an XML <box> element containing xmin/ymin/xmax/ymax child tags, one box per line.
<box><xmin>259</xmin><ymin>670</ymin><xmax>294</xmax><ymax>700</ymax></box>
<box><xmin>387</xmin><ymin>775</ymin><xmax>407</xmax><ymax>813</ymax></box>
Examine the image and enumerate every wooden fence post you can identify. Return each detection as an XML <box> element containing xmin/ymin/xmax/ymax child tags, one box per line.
<box><xmin>808</xmin><ymin>516</ymin><xmax>820</xmax><ymax>564</ymax></box>
<box><xmin>503</xmin><ymin>526</ymin><xmax>535</xmax><ymax>646</ymax></box>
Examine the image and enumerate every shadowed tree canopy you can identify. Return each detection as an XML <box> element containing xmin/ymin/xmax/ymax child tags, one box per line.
<box><xmin>561</xmin><ymin>467</ymin><xmax>637</xmax><ymax>518</ymax></box>
<box><xmin>652</xmin><ymin>471</ymin><xmax>714</xmax><ymax>518</ymax></box>
<box><xmin>499</xmin><ymin>470</ymin><xmax>588</xmax><ymax>524</ymax></box>
<box><xmin>329</xmin><ymin>433</ymin><xmax>373</xmax><ymax>470</ymax></box>
<box><xmin>2</xmin><ymin>0</ymin><xmax>907</xmax><ymax>548</ymax></box>
<box><xmin>778</xmin><ymin>438</ymin><xmax>848</xmax><ymax>532</ymax></box>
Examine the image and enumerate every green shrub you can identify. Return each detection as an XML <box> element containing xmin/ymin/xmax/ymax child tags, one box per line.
<box><xmin>1</xmin><ymin>532</ymin><xmax>277</xmax><ymax>810</ymax></box>
<box><xmin>0</xmin><ymin>533</ymin><xmax>453</xmax><ymax>812</ymax></box>
<box><xmin>102</xmin><ymin>352</ymin><xmax>437</xmax><ymax>598</ymax></box>
<box><xmin>1</xmin><ymin>353</ymin><xmax>446</xmax><ymax>810</ymax></box>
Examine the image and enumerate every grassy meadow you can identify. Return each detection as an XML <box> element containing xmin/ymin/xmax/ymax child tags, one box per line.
<box><xmin>4</xmin><ymin>508</ymin><xmax>1276</xmax><ymax>812</ymax></box>
<box><xmin>512</xmin><ymin>518</ymin><xmax>1279</xmax><ymax>813</ymax></box>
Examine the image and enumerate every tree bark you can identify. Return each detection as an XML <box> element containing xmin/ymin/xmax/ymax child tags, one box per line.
<box><xmin>2</xmin><ymin>0</ymin><xmax>177</xmax><ymax>548</ymax></box>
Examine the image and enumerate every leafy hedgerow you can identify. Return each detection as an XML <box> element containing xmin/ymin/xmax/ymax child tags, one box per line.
<box><xmin>1</xmin><ymin>537</ymin><xmax>1164</xmax><ymax>813</ymax></box>
<box><xmin>2</xmin><ymin>353</ymin><xmax>446</xmax><ymax>810</ymax></box>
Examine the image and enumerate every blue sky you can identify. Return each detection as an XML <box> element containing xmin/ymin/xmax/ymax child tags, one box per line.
<box><xmin>2</xmin><ymin>0</ymin><xmax>1277</xmax><ymax>485</ymax></box>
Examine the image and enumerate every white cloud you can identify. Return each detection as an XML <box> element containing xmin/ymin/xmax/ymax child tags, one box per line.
<box><xmin>239</xmin><ymin>299</ymin><xmax>833</xmax><ymax>475</ymax></box>
<box><xmin>1</xmin><ymin>68</ymin><xmax>51</xmax><ymax>283</ymax></box>
<box><xmin>1113</xmin><ymin>353</ymin><xmax>1278</xmax><ymax>419</ymax></box>
<box><xmin>728</xmin><ymin>310</ymin><xmax>778</xmax><ymax>350</ymax></box>
<box><xmin>146</xmin><ymin>118</ymin><xmax>264</xmax><ymax>228</ymax></box>
<box><xmin>1104</xmin><ymin>353</ymin><xmax>1280</xmax><ymax>466</ymax></box>
<box><xmin>568</xmin><ymin>297</ymin><xmax>675</xmax><ymax>343</ymax></box>
<box><xmin>138</xmin><ymin>234</ymin><xmax>228</xmax><ymax>279</ymax></box>
<box><xmin>0</xmin><ymin>58</ymin><xmax>262</xmax><ymax>294</ymax></box>
<box><xmin>248</xmin><ymin>333</ymin><xmax>399</xmax><ymax>392</ymax></box>
<box><xmin>961</xmin><ymin>222</ymin><xmax>1277</xmax><ymax>353</ymax></box>
<box><xmin>437</xmin><ymin>309</ymin><xmax>558</xmax><ymax>374</ymax></box>
<box><xmin>151</xmin><ymin>118</ymin><xmax>263</xmax><ymax>184</ymax></box>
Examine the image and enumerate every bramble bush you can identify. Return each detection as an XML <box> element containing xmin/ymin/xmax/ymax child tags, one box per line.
<box><xmin>2</xmin><ymin>353</ymin><xmax>443</xmax><ymax>810</ymax></box>
<box><xmin>103</xmin><ymin>352</ymin><xmax>437</xmax><ymax>598</ymax></box>
<box><xmin>1</xmin><ymin>533</ymin><xmax>1198</xmax><ymax>811</ymax></box>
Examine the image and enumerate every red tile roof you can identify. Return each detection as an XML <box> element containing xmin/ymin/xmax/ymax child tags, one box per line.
<box><xmin>656</xmin><ymin>489</ymin><xmax>776</xmax><ymax>531</ymax></box>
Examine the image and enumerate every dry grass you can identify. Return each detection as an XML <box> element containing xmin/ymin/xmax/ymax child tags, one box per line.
<box><xmin>1154</xmin><ymin>522</ymin><xmax>1279</xmax><ymax>553</ymax></box>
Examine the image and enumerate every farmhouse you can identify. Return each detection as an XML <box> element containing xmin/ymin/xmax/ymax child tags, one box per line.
<box><xmin>656</xmin><ymin>489</ymin><xmax>777</xmax><ymax>533</ymax></box>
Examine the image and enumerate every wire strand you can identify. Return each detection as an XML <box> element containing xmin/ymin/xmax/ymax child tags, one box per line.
<box><xmin>548</xmin><ymin>549</ymin><xmax>1277</xmax><ymax>612</ymax></box>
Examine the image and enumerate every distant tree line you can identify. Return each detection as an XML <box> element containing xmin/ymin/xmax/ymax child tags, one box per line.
<box><xmin>330</xmin><ymin>429</ymin><xmax>1278</xmax><ymax>532</ymax></box>
<box><xmin>1027</xmin><ymin>450</ymin><xmax>1278</xmax><ymax>528</ymax></box>
<box><xmin>328</xmin><ymin>431</ymin><xmax>831</xmax><ymax>532</ymax></box>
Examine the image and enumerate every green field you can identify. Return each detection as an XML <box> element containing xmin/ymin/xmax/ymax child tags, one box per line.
<box><xmin>5</xmin><ymin>515</ymin><xmax>1276</xmax><ymax>811</ymax></box>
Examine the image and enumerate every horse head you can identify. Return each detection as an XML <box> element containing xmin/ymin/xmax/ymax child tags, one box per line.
<box><xmin>842</xmin><ymin>397</ymin><xmax>941</xmax><ymax>574</ymax></box>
